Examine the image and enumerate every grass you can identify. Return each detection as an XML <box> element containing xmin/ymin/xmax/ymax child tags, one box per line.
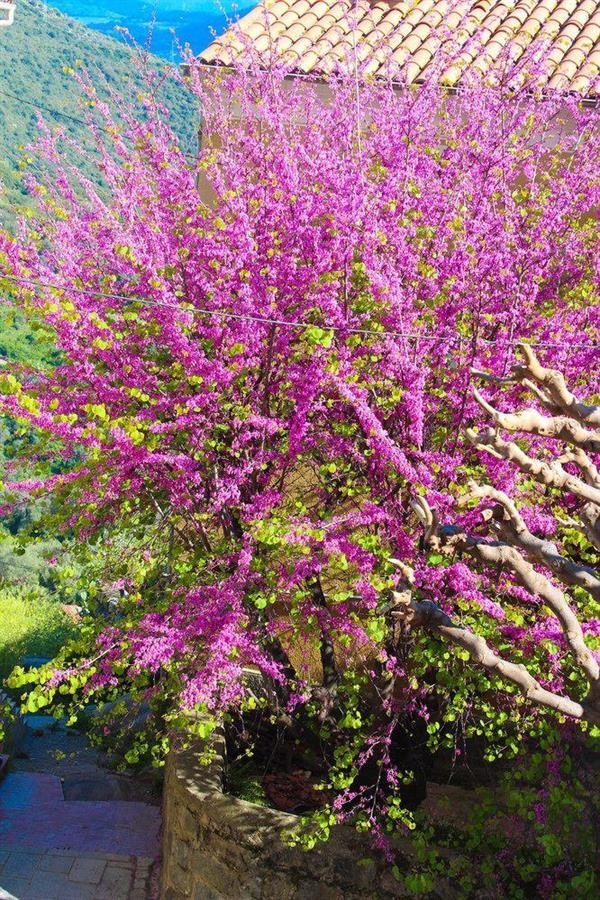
<box><xmin>0</xmin><ymin>585</ymin><xmax>77</xmax><ymax>680</ymax></box>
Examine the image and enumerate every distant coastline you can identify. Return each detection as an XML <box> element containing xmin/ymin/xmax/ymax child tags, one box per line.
<box><xmin>46</xmin><ymin>0</ymin><xmax>256</xmax><ymax>58</ymax></box>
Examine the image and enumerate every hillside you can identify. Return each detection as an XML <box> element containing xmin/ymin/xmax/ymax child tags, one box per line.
<box><xmin>47</xmin><ymin>0</ymin><xmax>254</xmax><ymax>60</ymax></box>
<box><xmin>0</xmin><ymin>0</ymin><xmax>199</xmax><ymax>226</ymax></box>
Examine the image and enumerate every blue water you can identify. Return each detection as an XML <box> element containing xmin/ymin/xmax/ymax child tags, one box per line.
<box><xmin>48</xmin><ymin>0</ymin><xmax>258</xmax><ymax>59</ymax></box>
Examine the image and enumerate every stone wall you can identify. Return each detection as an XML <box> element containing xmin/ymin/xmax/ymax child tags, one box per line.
<box><xmin>160</xmin><ymin>734</ymin><xmax>414</xmax><ymax>899</ymax></box>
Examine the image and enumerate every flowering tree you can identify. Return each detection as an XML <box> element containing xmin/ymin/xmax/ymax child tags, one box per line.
<box><xmin>396</xmin><ymin>343</ymin><xmax>600</xmax><ymax>724</ymax></box>
<box><xmin>0</xmin><ymin>56</ymin><xmax>599</xmax><ymax>880</ymax></box>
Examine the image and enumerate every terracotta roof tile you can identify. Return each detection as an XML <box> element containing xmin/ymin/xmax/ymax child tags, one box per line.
<box><xmin>201</xmin><ymin>0</ymin><xmax>600</xmax><ymax>95</ymax></box>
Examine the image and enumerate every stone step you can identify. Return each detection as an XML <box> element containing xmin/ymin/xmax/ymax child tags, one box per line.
<box><xmin>19</xmin><ymin>657</ymin><xmax>52</xmax><ymax>670</ymax></box>
<box><xmin>23</xmin><ymin>713</ymin><xmax>69</xmax><ymax>735</ymax></box>
<box><xmin>0</xmin><ymin>773</ymin><xmax>64</xmax><ymax>809</ymax></box>
<box><xmin>0</xmin><ymin>800</ymin><xmax>161</xmax><ymax>857</ymax></box>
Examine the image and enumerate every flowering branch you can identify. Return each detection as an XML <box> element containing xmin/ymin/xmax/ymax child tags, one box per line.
<box><xmin>405</xmin><ymin>346</ymin><xmax>600</xmax><ymax>722</ymax></box>
<box><xmin>390</xmin><ymin>586</ymin><xmax>599</xmax><ymax>724</ymax></box>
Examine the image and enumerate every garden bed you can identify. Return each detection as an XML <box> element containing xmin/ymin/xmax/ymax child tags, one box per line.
<box><xmin>159</xmin><ymin>729</ymin><xmax>473</xmax><ymax>900</ymax></box>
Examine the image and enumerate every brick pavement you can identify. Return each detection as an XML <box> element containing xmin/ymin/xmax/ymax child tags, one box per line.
<box><xmin>0</xmin><ymin>849</ymin><xmax>153</xmax><ymax>900</ymax></box>
<box><xmin>0</xmin><ymin>772</ymin><xmax>160</xmax><ymax>899</ymax></box>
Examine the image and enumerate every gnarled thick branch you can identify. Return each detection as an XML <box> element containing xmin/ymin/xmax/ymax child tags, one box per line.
<box><xmin>513</xmin><ymin>344</ymin><xmax>600</xmax><ymax>426</ymax></box>
<box><xmin>403</xmin><ymin>350</ymin><xmax>600</xmax><ymax>726</ymax></box>
<box><xmin>390</xmin><ymin>591</ymin><xmax>600</xmax><ymax>725</ymax></box>
<box><xmin>452</xmin><ymin>530</ymin><xmax>599</xmax><ymax>703</ymax></box>
<box><xmin>411</xmin><ymin>494</ymin><xmax>600</xmax><ymax>710</ymax></box>
<box><xmin>473</xmin><ymin>389</ymin><xmax>600</xmax><ymax>452</ymax></box>
<box><xmin>557</xmin><ymin>449</ymin><xmax>600</xmax><ymax>488</ymax></box>
<box><xmin>466</xmin><ymin>428</ymin><xmax>600</xmax><ymax>506</ymax></box>
<box><xmin>463</xmin><ymin>483</ymin><xmax>600</xmax><ymax>602</ymax></box>
<box><xmin>581</xmin><ymin>504</ymin><xmax>600</xmax><ymax>553</ymax></box>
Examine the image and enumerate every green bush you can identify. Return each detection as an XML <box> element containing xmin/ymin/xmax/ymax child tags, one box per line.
<box><xmin>0</xmin><ymin>585</ymin><xmax>76</xmax><ymax>680</ymax></box>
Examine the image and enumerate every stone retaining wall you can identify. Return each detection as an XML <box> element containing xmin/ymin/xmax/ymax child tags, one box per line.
<box><xmin>160</xmin><ymin>734</ymin><xmax>414</xmax><ymax>899</ymax></box>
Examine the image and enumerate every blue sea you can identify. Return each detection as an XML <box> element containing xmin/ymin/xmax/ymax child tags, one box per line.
<box><xmin>47</xmin><ymin>0</ymin><xmax>258</xmax><ymax>59</ymax></box>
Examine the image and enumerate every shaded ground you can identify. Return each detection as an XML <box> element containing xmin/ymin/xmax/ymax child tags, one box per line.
<box><xmin>12</xmin><ymin>721</ymin><xmax>161</xmax><ymax>804</ymax></box>
<box><xmin>0</xmin><ymin>715</ymin><xmax>161</xmax><ymax>900</ymax></box>
<box><xmin>0</xmin><ymin>848</ymin><xmax>152</xmax><ymax>900</ymax></box>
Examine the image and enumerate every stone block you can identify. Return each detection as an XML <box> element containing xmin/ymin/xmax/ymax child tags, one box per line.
<box><xmin>380</xmin><ymin>869</ymin><xmax>411</xmax><ymax>897</ymax></box>
<box><xmin>92</xmin><ymin>863</ymin><xmax>135</xmax><ymax>898</ymax></box>
<box><xmin>68</xmin><ymin>855</ymin><xmax>107</xmax><ymax>884</ymax></box>
<box><xmin>20</xmin><ymin>656</ymin><xmax>52</xmax><ymax>669</ymax></box>
<box><xmin>210</xmin><ymin>838</ymin><xmax>251</xmax><ymax>872</ymax></box>
<box><xmin>23</xmin><ymin>713</ymin><xmax>61</xmax><ymax>733</ymax></box>
<box><xmin>56</xmin><ymin>881</ymin><xmax>97</xmax><ymax>900</ymax></box>
<box><xmin>173</xmin><ymin>838</ymin><xmax>191</xmax><ymax>872</ymax></box>
<box><xmin>27</xmin><ymin>869</ymin><xmax>71</xmax><ymax>899</ymax></box>
<box><xmin>135</xmin><ymin>856</ymin><xmax>154</xmax><ymax>870</ymax></box>
<box><xmin>294</xmin><ymin>881</ymin><xmax>344</xmax><ymax>900</ymax></box>
<box><xmin>191</xmin><ymin>882</ymin><xmax>227</xmax><ymax>900</ymax></box>
<box><xmin>261</xmin><ymin>875</ymin><xmax>297</xmax><ymax>900</ymax></box>
<box><xmin>38</xmin><ymin>853</ymin><xmax>75</xmax><ymax>874</ymax></box>
<box><xmin>191</xmin><ymin>853</ymin><xmax>244</xmax><ymax>897</ymax></box>
<box><xmin>163</xmin><ymin>889</ymin><xmax>187</xmax><ymax>900</ymax></box>
<box><xmin>3</xmin><ymin>850</ymin><xmax>43</xmax><ymax>877</ymax></box>
<box><xmin>178</xmin><ymin>804</ymin><xmax>202</xmax><ymax>842</ymax></box>
<box><xmin>108</xmin><ymin>857</ymin><xmax>137</xmax><ymax>869</ymax></box>
<box><xmin>342</xmin><ymin>858</ymin><xmax>378</xmax><ymax>891</ymax></box>
<box><xmin>169</xmin><ymin>861</ymin><xmax>193</xmax><ymax>896</ymax></box>
<box><xmin>0</xmin><ymin>876</ymin><xmax>33</xmax><ymax>899</ymax></box>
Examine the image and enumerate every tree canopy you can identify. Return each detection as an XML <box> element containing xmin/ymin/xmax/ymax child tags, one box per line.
<box><xmin>1</xmin><ymin>55</ymin><xmax>599</xmax><ymax>893</ymax></box>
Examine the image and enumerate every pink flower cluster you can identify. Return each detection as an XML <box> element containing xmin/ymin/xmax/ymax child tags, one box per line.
<box><xmin>0</xmin><ymin>57</ymin><xmax>597</xmax><ymax>752</ymax></box>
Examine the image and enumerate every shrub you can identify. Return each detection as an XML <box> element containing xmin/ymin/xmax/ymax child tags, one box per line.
<box><xmin>0</xmin><ymin>54</ymin><xmax>598</xmax><ymax>885</ymax></box>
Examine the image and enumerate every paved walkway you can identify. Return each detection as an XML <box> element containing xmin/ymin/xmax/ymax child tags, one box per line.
<box><xmin>0</xmin><ymin>720</ymin><xmax>161</xmax><ymax>900</ymax></box>
<box><xmin>0</xmin><ymin>849</ymin><xmax>152</xmax><ymax>900</ymax></box>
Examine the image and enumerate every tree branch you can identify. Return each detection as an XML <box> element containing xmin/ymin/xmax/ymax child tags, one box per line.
<box><xmin>466</xmin><ymin>428</ymin><xmax>600</xmax><ymax>506</ymax></box>
<box><xmin>557</xmin><ymin>448</ymin><xmax>600</xmax><ymax>488</ymax></box>
<box><xmin>473</xmin><ymin>389</ymin><xmax>600</xmax><ymax>452</ymax></box>
<box><xmin>390</xmin><ymin>592</ymin><xmax>600</xmax><ymax>725</ymax></box>
<box><xmin>412</xmin><ymin>497</ymin><xmax>600</xmax><ymax>707</ymax></box>
<box><xmin>512</xmin><ymin>344</ymin><xmax>600</xmax><ymax>426</ymax></box>
<box><xmin>463</xmin><ymin>483</ymin><xmax>600</xmax><ymax>601</ymax></box>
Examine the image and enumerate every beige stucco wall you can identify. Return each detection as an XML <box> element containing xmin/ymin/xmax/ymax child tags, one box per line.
<box><xmin>189</xmin><ymin>62</ymin><xmax>584</xmax><ymax>207</ymax></box>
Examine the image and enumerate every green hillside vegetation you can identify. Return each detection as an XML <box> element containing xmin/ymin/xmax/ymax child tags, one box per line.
<box><xmin>0</xmin><ymin>586</ymin><xmax>76</xmax><ymax>678</ymax></box>
<box><xmin>0</xmin><ymin>305</ymin><xmax>60</xmax><ymax>366</ymax></box>
<box><xmin>0</xmin><ymin>3</ymin><xmax>199</xmax><ymax>670</ymax></box>
<box><xmin>0</xmin><ymin>0</ymin><xmax>198</xmax><ymax>226</ymax></box>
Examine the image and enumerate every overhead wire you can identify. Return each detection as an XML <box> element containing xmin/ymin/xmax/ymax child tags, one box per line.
<box><xmin>0</xmin><ymin>273</ymin><xmax>596</xmax><ymax>351</ymax></box>
<box><xmin>0</xmin><ymin>74</ymin><xmax>596</xmax><ymax>353</ymax></box>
